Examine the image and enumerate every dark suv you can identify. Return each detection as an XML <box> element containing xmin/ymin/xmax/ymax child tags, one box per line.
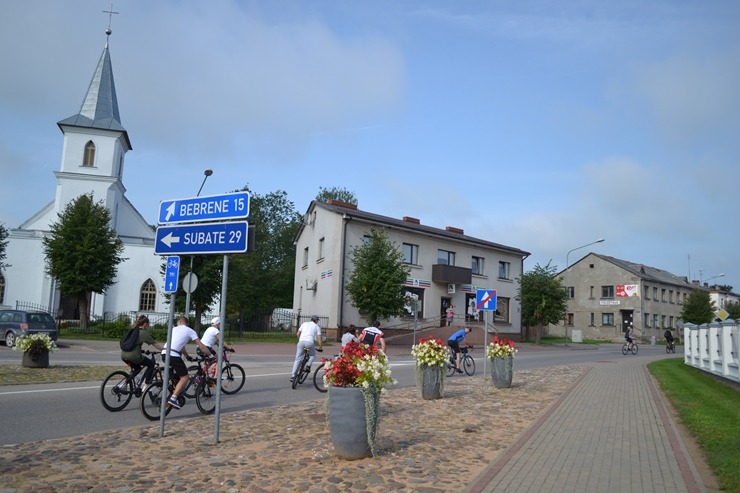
<box><xmin>0</xmin><ymin>310</ymin><xmax>58</xmax><ymax>348</ymax></box>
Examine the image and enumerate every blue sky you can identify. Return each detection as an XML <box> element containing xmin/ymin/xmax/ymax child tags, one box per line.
<box><xmin>1</xmin><ymin>1</ymin><xmax>738</xmax><ymax>290</ymax></box>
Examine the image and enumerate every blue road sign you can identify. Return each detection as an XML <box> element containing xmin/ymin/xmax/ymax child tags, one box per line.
<box><xmin>158</xmin><ymin>192</ymin><xmax>250</xmax><ymax>225</ymax></box>
<box><xmin>476</xmin><ymin>289</ymin><xmax>497</xmax><ymax>311</ymax></box>
<box><xmin>154</xmin><ymin>221</ymin><xmax>249</xmax><ymax>255</ymax></box>
<box><xmin>164</xmin><ymin>256</ymin><xmax>180</xmax><ymax>293</ymax></box>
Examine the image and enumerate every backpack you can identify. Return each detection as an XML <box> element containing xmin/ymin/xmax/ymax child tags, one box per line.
<box><xmin>119</xmin><ymin>327</ymin><xmax>140</xmax><ymax>351</ymax></box>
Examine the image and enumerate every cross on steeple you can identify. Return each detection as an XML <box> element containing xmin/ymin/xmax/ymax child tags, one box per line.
<box><xmin>103</xmin><ymin>4</ymin><xmax>119</xmax><ymax>41</ymax></box>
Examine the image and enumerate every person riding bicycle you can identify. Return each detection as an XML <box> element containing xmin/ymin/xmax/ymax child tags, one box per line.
<box><xmin>290</xmin><ymin>315</ymin><xmax>323</xmax><ymax>382</ymax></box>
<box><xmin>625</xmin><ymin>325</ymin><xmax>635</xmax><ymax>350</ymax></box>
<box><xmin>664</xmin><ymin>328</ymin><xmax>675</xmax><ymax>347</ymax></box>
<box><xmin>120</xmin><ymin>315</ymin><xmax>163</xmax><ymax>390</ymax></box>
<box><xmin>359</xmin><ymin>321</ymin><xmax>386</xmax><ymax>352</ymax></box>
<box><xmin>447</xmin><ymin>327</ymin><xmax>471</xmax><ymax>374</ymax></box>
<box><xmin>161</xmin><ymin>316</ymin><xmax>212</xmax><ymax>409</ymax></box>
<box><xmin>199</xmin><ymin>317</ymin><xmax>222</xmax><ymax>357</ymax></box>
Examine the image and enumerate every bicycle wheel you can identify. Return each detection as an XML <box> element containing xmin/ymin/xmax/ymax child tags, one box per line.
<box><xmin>100</xmin><ymin>371</ymin><xmax>134</xmax><ymax>412</ymax></box>
<box><xmin>298</xmin><ymin>364</ymin><xmax>310</xmax><ymax>384</ymax></box>
<box><xmin>313</xmin><ymin>364</ymin><xmax>327</xmax><ymax>393</ymax></box>
<box><xmin>463</xmin><ymin>355</ymin><xmax>476</xmax><ymax>376</ymax></box>
<box><xmin>195</xmin><ymin>378</ymin><xmax>217</xmax><ymax>414</ymax></box>
<box><xmin>631</xmin><ymin>344</ymin><xmax>638</xmax><ymax>355</ymax></box>
<box><xmin>665</xmin><ymin>344</ymin><xmax>671</xmax><ymax>354</ymax></box>
<box><xmin>184</xmin><ymin>365</ymin><xmax>200</xmax><ymax>399</ymax></box>
<box><xmin>221</xmin><ymin>363</ymin><xmax>245</xmax><ymax>394</ymax></box>
<box><xmin>621</xmin><ymin>344</ymin><xmax>628</xmax><ymax>355</ymax></box>
<box><xmin>140</xmin><ymin>381</ymin><xmax>172</xmax><ymax>421</ymax></box>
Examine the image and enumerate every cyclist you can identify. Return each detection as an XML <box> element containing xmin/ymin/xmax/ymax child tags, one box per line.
<box><xmin>447</xmin><ymin>327</ymin><xmax>471</xmax><ymax>373</ymax></box>
<box><xmin>120</xmin><ymin>315</ymin><xmax>163</xmax><ymax>390</ymax></box>
<box><xmin>290</xmin><ymin>315</ymin><xmax>323</xmax><ymax>382</ymax></box>
<box><xmin>625</xmin><ymin>325</ymin><xmax>635</xmax><ymax>350</ymax></box>
<box><xmin>664</xmin><ymin>328</ymin><xmax>675</xmax><ymax>348</ymax></box>
<box><xmin>360</xmin><ymin>321</ymin><xmax>386</xmax><ymax>352</ymax></box>
<box><xmin>199</xmin><ymin>317</ymin><xmax>221</xmax><ymax>357</ymax></box>
<box><xmin>161</xmin><ymin>316</ymin><xmax>212</xmax><ymax>408</ymax></box>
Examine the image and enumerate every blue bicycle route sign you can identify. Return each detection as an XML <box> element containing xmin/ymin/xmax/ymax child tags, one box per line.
<box><xmin>154</xmin><ymin>221</ymin><xmax>249</xmax><ymax>255</ymax></box>
<box><xmin>163</xmin><ymin>256</ymin><xmax>180</xmax><ymax>293</ymax></box>
<box><xmin>476</xmin><ymin>289</ymin><xmax>497</xmax><ymax>311</ymax></box>
<box><xmin>158</xmin><ymin>192</ymin><xmax>250</xmax><ymax>225</ymax></box>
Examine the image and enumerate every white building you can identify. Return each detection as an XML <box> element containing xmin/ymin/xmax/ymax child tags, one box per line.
<box><xmin>0</xmin><ymin>33</ymin><xmax>166</xmax><ymax>319</ymax></box>
<box><xmin>293</xmin><ymin>199</ymin><xmax>530</xmax><ymax>341</ymax></box>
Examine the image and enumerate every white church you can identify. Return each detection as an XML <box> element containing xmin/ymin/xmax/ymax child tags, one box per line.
<box><xmin>1</xmin><ymin>31</ymin><xmax>167</xmax><ymax>319</ymax></box>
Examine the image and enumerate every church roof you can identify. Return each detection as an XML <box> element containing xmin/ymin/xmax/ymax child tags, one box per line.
<box><xmin>57</xmin><ymin>41</ymin><xmax>132</xmax><ymax>148</ymax></box>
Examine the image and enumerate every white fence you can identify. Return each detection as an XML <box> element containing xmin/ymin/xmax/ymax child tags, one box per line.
<box><xmin>683</xmin><ymin>320</ymin><xmax>740</xmax><ymax>384</ymax></box>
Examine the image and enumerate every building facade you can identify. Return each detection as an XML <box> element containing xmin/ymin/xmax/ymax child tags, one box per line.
<box><xmin>292</xmin><ymin>200</ymin><xmax>530</xmax><ymax>340</ymax></box>
<box><xmin>0</xmin><ymin>33</ymin><xmax>167</xmax><ymax>319</ymax></box>
<box><xmin>555</xmin><ymin>253</ymin><xmax>699</xmax><ymax>341</ymax></box>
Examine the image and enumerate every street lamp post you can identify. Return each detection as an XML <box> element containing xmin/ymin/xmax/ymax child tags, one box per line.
<box><xmin>564</xmin><ymin>238</ymin><xmax>605</xmax><ymax>346</ymax></box>
<box><xmin>706</xmin><ymin>273</ymin><xmax>725</xmax><ymax>288</ymax></box>
<box><xmin>184</xmin><ymin>169</ymin><xmax>213</xmax><ymax>320</ymax></box>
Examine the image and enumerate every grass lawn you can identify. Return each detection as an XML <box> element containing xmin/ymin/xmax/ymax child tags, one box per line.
<box><xmin>648</xmin><ymin>359</ymin><xmax>740</xmax><ymax>492</ymax></box>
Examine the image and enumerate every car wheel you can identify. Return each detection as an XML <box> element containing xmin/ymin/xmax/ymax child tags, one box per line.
<box><xmin>5</xmin><ymin>332</ymin><xmax>16</xmax><ymax>348</ymax></box>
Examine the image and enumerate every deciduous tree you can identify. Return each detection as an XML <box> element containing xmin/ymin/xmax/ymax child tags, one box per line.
<box><xmin>680</xmin><ymin>289</ymin><xmax>716</xmax><ymax>325</ymax></box>
<box><xmin>0</xmin><ymin>224</ymin><xmax>9</xmax><ymax>271</ymax></box>
<box><xmin>42</xmin><ymin>194</ymin><xmax>124</xmax><ymax>329</ymax></box>
<box><xmin>315</xmin><ymin>186</ymin><xmax>357</xmax><ymax>205</ymax></box>
<box><xmin>518</xmin><ymin>263</ymin><xmax>568</xmax><ymax>344</ymax></box>
<box><xmin>345</xmin><ymin>228</ymin><xmax>410</xmax><ymax>324</ymax></box>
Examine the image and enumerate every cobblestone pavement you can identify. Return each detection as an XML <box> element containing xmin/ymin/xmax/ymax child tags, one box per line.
<box><xmin>0</xmin><ymin>365</ymin><xmax>583</xmax><ymax>493</ymax></box>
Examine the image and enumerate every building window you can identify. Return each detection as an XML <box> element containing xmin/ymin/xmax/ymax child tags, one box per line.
<box><xmin>644</xmin><ymin>313</ymin><xmax>650</xmax><ymax>328</ymax></box>
<box><xmin>494</xmin><ymin>297</ymin><xmax>510</xmax><ymax>324</ymax></box>
<box><xmin>472</xmin><ymin>256</ymin><xmax>484</xmax><ymax>275</ymax></box>
<box><xmin>661</xmin><ymin>289</ymin><xmax>666</xmax><ymax>302</ymax></box>
<box><xmin>0</xmin><ymin>273</ymin><xmax>5</xmax><ymax>304</ymax></box>
<box><xmin>437</xmin><ymin>249</ymin><xmax>455</xmax><ymax>266</ymax></box>
<box><xmin>302</xmin><ymin>247</ymin><xmax>309</xmax><ymax>268</ymax></box>
<box><xmin>566</xmin><ymin>287</ymin><xmax>575</xmax><ymax>299</ymax></box>
<box><xmin>402</xmin><ymin>287</ymin><xmax>424</xmax><ymax>318</ymax></box>
<box><xmin>498</xmin><ymin>261</ymin><xmax>510</xmax><ymax>280</ymax></box>
<box><xmin>318</xmin><ymin>237</ymin><xmax>325</xmax><ymax>261</ymax></box>
<box><xmin>139</xmin><ymin>279</ymin><xmax>157</xmax><ymax>312</ymax></box>
<box><xmin>403</xmin><ymin>243</ymin><xmax>419</xmax><ymax>265</ymax></box>
<box><xmin>669</xmin><ymin>316</ymin><xmax>674</xmax><ymax>327</ymax></box>
<box><xmin>661</xmin><ymin>315</ymin><xmax>666</xmax><ymax>328</ymax></box>
<box><xmin>653</xmin><ymin>287</ymin><xmax>658</xmax><ymax>299</ymax></box>
<box><xmin>653</xmin><ymin>314</ymin><xmax>659</xmax><ymax>328</ymax></box>
<box><xmin>590</xmin><ymin>313</ymin><xmax>595</xmax><ymax>326</ymax></box>
<box><xmin>602</xmin><ymin>313</ymin><xmax>614</xmax><ymax>326</ymax></box>
<box><xmin>564</xmin><ymin>313</ymin><xmax>574</xmax><ymax>325</ymax></box>
<box><xmin>83</xmin><ymin>140</ymin><xmax>96</xmax><ymax>167</ymax></box>
<box><xmin>644</xmin><ymin>285</ymin><xmax>650</xmax><ymax>299</ymax></box>
<box><xmin>669</xmin><ymin>290</ymin><xmax>673</xmax><ymax>303</ymax></box>
<box><xmin>601</xmin><ymin>285</ymin><xmax>614</xmax><ymax>298</ymax></box>
<box><xmin>589</xmin><ymin>286</ymin><xmax>595</xmax><ymax>299</ymax></box>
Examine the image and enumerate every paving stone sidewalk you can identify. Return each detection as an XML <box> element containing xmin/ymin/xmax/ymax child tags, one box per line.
<box><xmin>0</xmin><ymin>365</ymin><xmax>582</xmax><ymax>493</ymax></box>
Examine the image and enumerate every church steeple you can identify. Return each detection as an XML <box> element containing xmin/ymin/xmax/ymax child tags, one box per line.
<box><xmin>57</xmin><ymin>26</ymin><xmax>132</xmax><ymax>149</ymax></box>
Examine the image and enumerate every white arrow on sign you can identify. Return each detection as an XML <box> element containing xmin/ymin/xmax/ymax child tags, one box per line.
<box><xmin>167</xmin><ymin>280</ymin><xmax>176</xmax><ymax>291</ymax></box>
<box><xmin>165</xmin><ymin>202</ymin><xmax>176</xmax><ymax>222</ymax></box>
<box><xmin>161</xmin><ymin>232</ymin><xmax>181</xmax><ymax>247</ymax></box>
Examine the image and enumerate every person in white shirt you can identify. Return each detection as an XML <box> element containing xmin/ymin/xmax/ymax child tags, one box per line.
<box><xmin>200</xmin><ymin>317</ymin><xmax>221</xmax><ymax>356</ymax></box>
<box><xmin>341</xmin><ymin>324</ymin><xmax>359</xmax><ymax>349</ymax></box>
<box><xmin>290</xmin><ymin>315</ymin><xmax>323</xmax><ymax>382</ymax></box>
<box><xmin>161</xmin><ymin>316</ymin><xmax>211</xmax><ymax>409</ymax></box>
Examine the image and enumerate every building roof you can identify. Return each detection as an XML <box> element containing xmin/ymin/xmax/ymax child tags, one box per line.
<box><xmin>57</xmin><ymin>41</ymin><xmax>132</xmax><ymax>149</ymax></box>
<box><xmin>308</xmin><ymin>200</ymin><xmax>530</xmax><ymax>258</ymax></box>
<box><xmin>588</xmin><ymin>253</ymin><xmax>695</xmax><ymax>289</ymax></box>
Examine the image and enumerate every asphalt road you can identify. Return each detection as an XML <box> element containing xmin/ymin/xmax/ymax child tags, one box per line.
<box><xmin>0</xmin><ymin>339</ymin><xmax>680</xmax><ymax>446</ymax></box>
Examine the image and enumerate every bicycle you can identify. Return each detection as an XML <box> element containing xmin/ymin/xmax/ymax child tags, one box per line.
<box><xmin>184</xmin><ymin>346</ymin><xmax>245</xmax><ymax>397</ymax></box>
<box><xmin>665</xmin><ymin>339</ymin><xmax>676</xmax><ymax>354</ymax></box>
<box><xmin>291</xmin><ymin>346</ymin><xmax>322</xmax><ymax>389</ymax></box>
<box><xmin>447</xmin><ymin>345</ymin><xmax>475</xmax><ymax>376</ymax></box>
<box><xmin>621</xmin><ymin>341</ymin><xmax>639</xmax><ymax>355</ymax></box>
<box><xmin>139</xmin><ymin>354</ymin><xmax>218</xmax><ymax>420</ymax></box>
<box><xmin>313</xmin><ymin>353</ymin><xmax>338</xmax><ymax>393</ymax></box>
<box><xmin>100</xmin><ymin>350</ymin><xmax>162</xmax><ymax>412</ymax></box>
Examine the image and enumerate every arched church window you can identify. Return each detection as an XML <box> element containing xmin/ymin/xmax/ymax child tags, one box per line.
<box><xmin>83</xmin><ymin>141</ymin><xmax>96</xmax><ymax>167</ymax></box>
<box><xmin>0</xmin><ymin>274</ymin><xmax>5</xmax><ymax>304</ymax></box>
<box><xmin>139</xmin><ymin>279</ymin><xmax>157</xmax><ymax>312</ymax></box>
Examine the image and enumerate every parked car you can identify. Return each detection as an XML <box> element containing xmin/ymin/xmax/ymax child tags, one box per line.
<box><xmin>0</xmin><ymin>310</ymin><xmax>58</xmax><ymax>348</ymax></box>
<box><xmin>271</xmin><ymin>308</ymin><xmax>295</xmax><ymax>331</ymax></box>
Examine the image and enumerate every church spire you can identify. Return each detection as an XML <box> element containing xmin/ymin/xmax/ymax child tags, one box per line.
<box><xmin>57</xmin><ymin>16</ymin><xmax>130</xmax><ymax>148</ymax></box>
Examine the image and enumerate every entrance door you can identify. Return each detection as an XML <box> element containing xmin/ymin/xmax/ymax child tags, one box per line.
<box><xmin>440</xmin><ymin>297</ymin><xmax>452</xmax><ymax>327</ymax></box>
<box><xmin>621</xmin><ymin>310</ymin><xmax>634</xmax><ymax>334</ymax></box>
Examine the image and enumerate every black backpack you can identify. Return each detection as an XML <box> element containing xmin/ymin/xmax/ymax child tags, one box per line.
<box><xmin>119</xmin><ymin>327</ymin><xmax>140</xmax><ymax>351</ymax></box>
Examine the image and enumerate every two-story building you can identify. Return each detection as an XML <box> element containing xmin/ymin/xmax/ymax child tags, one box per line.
<box><xmin>292</xmin><ymin>200</ymin><xmax>530</xmax><ymax>342</ymax></box>
<box><xmin>555</xmin><ymin>253</ymin><xmax>697</xmax><ymax>341</ymax></box>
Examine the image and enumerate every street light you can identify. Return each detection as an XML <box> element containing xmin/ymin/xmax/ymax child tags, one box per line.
<box><xmin>566</xmin><ymin>238</ymin><xmax>605</xmax><ymax>268</ymax></box>
<box><xmin>564</xmin><ymin>238</ymin><xmax>605</xmax><ymax>346</ymax></box>
<box><xmin>705</xmin><ymin>273</ymin><xmax>725</xmax><ymax>288</ymax></box>
<box><xmin>185</xmin><ymin>169</ymin><xmax>214</xmax><ymax>318</ymax></box>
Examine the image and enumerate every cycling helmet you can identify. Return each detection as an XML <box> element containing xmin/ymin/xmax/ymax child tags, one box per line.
<box><xmin>311</xmin><ymin>315</ymin><xmax>319</xmax><ymax>322</ymax></box>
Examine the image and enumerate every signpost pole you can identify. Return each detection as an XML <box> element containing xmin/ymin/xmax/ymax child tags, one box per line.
<box><xmin>214</xmin><ymin>255</ymin><xmax>229</xmax><ymax>444</ymax></box>
<box><xmin>159</xmin><ymin>295</ymin><xmax>176</xmax><ymax>436</ymax></box>
<box><xmin>483</xmin><ymin>310</ymin><xmax>489</xmax><ymax>381</ymax></box>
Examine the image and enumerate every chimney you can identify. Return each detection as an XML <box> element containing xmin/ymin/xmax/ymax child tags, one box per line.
<box><xmin>402</xmin><ymin>216</ymin><xmax>420</xmax><ymax>224</ymax></box>
<box><xmin>327</xmin><ymin>199</ymin><xmax>357</xmax><ymax>210</ymax></box>
<box><xmin>445</xmin><ymin>226</ymin><xmax>464</xmax><ymax>235</ymax></box>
